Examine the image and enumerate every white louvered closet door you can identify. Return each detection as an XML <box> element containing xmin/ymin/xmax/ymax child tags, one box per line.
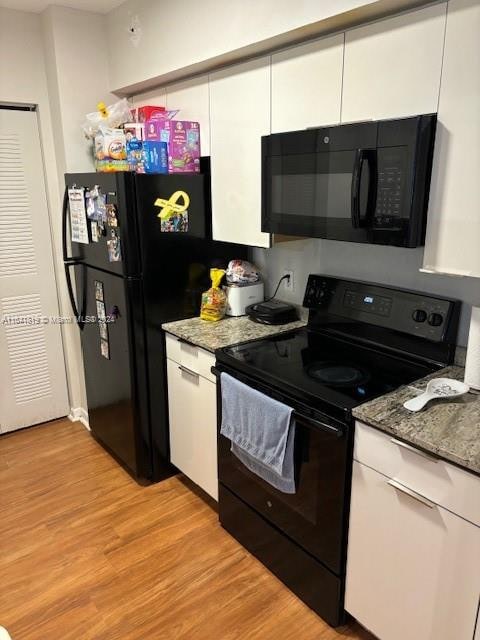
<box><xmin>0</xmin><ymin>108</ymin><xmax>69</xmax><ymax>433</ymax></box>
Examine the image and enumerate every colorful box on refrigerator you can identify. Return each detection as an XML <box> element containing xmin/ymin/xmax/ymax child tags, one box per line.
<box><xmin>135</xmin><ymin>105</ymin><xmax>166</xmax><ymax>122</ymax></box>
<box><xmin>142</xmin><ymin>141</ymin><xmax>168</xmax><ymax>174</ymax></box>
<box><xmin>124</xmin><ymin>123</ymin><xmax>145</xmax><ymax>172</ymax></box>
<box><xmin>145</xmin><ymin>119</ymin><xmax>201</xmax><ymax>173</ymax></box>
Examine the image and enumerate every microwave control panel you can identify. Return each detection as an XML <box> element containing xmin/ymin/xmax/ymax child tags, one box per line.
<box><xmin>303</xmin><ymin>275</ymin><xmax>456</xmax><ymax>343</ymax></box>
<box><xmin>374</xmin><ymin>149</ymin><xmax>406</xmax><ymax>227</ymax></box>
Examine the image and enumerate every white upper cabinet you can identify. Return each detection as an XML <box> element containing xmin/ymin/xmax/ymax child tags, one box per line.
<box><xmin>132</xmin><ymin>87</ymin><xmax>167</xmax><ymax>109</ymax></box>
<box><xmin>341</xmin><ymin>4</ymin><xmax>446</xmax><ymax>122</ymax></box>
<box><xmin>209</xmin><ymin>57</ymin><xmax>271</xmax><ymax>248</ymax></box>
<box><xmin>271</xmin><ymin>34</ymin><xmax>344</xmax><ymax>133</ymax></box>
<box><xmin>423</xmin><ymin>0</ymin><xmax>480</xmax><ymax>278</ymax></box>
<box><xmin>166</xmin><ymin>75</ymin><xmax>210</xmax><ymax>156</ymax></box>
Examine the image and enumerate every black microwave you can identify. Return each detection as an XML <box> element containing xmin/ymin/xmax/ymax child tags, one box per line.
<box><xmin>261</xmin><ymin>114</ymin><xmax>437</xmax><ymax>247</ymax></box>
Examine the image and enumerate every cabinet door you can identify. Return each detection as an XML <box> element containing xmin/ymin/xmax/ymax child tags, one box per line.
<box><xmin>167</xmin><ymin>359</ymin><xmax>218</xmax><ymax>500</ymax></box>
<box><xmin>345</xmin><ymin>461</ymin><xmax>480</xmax><ymax>640</ymax></box>
<box><xmin>166</xmin><ymin>75</ymin><xmax>210</xmax><ymax>156</ymax></box>
<box><xmin>209</xmin><ymin>57</ymin><xmax>271</xmax><ymax>248</ymax></box>
<box><xmin>341</xmin><ymin>4</ymin><xmax>446</xmax><ymax>122</ymax></box>
<box><xmin>423</xmin><ymin>0</ymin><xmax>480</xmax><ymax>277</ymax></box>
<box><xmin>271</xmin><ymin>34</ymin><xmax>344</xmax><ymax>133</ymax></box>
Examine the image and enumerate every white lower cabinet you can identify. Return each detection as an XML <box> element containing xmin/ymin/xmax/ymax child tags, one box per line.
<box><xmin>346</xmin><ymin>437</ymin><xmax>480</xmax><ymax>640</ymax></box>
<box><xmin>166</xmin><ymin>354</ymin><xmax>218</xmax><ymax>501</ymax></box>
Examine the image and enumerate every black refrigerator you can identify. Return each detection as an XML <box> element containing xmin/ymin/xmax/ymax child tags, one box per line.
<box><xmin>63</xmin><ymin>170</ymin><xmax>245</xmax><ymax>482</ymax></box>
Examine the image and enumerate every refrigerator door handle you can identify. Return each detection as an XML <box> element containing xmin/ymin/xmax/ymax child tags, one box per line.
<box><xmin>62</xmin><ymin>186</ymin><xmax>80</xmax><ymax>263</ymax></box>
<box><xmin>64</xmin><ymin>262</ymin><xmax>84</xmax><ymax>331</ymax></box>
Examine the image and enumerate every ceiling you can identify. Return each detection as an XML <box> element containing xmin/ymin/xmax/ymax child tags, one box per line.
<box><xmin>0</xmin><ymin>0</ymin><xmax>124</xmax><ymax>13</ymax></box>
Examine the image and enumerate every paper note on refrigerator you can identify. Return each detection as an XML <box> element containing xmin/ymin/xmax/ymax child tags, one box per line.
<box><xmin>68</xmin><ymin>187</ymin><xmax>89</xmax><ymax>244</ymax></box>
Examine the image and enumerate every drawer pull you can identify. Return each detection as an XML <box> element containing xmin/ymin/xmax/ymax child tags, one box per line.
<box><xmin>178</xmin><ymin>365</ymin><xmax>200</xmax><ymax>379</ymax></box>
<box><xmin>390</xmin><ymin>437</ymin><xmax>438</xmax><ymax>463</ymax></box>
<box><xmin>387</xmin><ymin>478</ymin><xmax>435</xmax><ymax>509</ymax></box>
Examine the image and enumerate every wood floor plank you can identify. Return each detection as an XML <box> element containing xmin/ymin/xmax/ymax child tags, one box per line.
<box><xmin>0</xmin><ymin>419</ymin><xmax>375</xmax><ymax>640</ymax></box>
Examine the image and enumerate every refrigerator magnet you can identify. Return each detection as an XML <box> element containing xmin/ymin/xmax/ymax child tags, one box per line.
<box><xmin>91</xmin><ymin>220</ymin><xmax>99</xmax><ymax>242</ymax></box>
<box><xmin>107</xmin><ymin>228</ymin><xmax>122</xmax><ymax>262</ymax></box>
<box><xmin>96</xmin><ymin>299</ymin><xmax>106</xmax><ymax>321</ymax></box>
<box><xmin>99</xmin><ymin>321</ymin><xmax>108</xmax><ymax>341</ymax></box>
<box><xmin>68</xmin><ymin>187</ymin><xmax>89</xmax><ymax>244</ymax></box>
<box><xmin>160</xmin><ymin>210</ymin><xmax>188</xmax><ymax>233</ymax></box>
<box><xmin>94</xmin><ymin>280</ymin><xmax>104</xmax><ymax>302</ymax></box>
<box><xmin>100</xmin><ymin>338</ymin><xmax>110</xmax><ymax>360</ymax></box>
<box><xmin>106</xmin><ymin>203</ymin><xmax>118</xmax><ymax>227</ymax></box>
<box><xmin>86</xmin><ymin>192</ymin><xmax>96</xmax><ymax>219</ymax></box>
<box><xmin>96</xmin><ymin>192</ymin><xmax>107</xmax><ymax>225</ymax></box>
<box><xmin>155</xmin><ymin>191</ymin><xmax>190</xmax><ymax>233</ymax></box>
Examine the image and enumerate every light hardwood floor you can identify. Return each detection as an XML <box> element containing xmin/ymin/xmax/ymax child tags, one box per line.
<box><xmin>0</xmin><ymin>419</ymin><xmax>376</xmax><ymax>640</ymax></box>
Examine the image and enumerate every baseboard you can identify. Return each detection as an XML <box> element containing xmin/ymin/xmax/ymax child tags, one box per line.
<box><xmin>68</xmin><ymin>407</ymin><xmax>90</xmax><ymax>430</ymax></box>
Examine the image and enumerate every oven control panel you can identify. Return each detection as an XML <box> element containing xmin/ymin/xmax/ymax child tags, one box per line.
<box><xmin>343</xmin><ymin>290</ymin><xmax>393</xmax><ymax>317</ymax></box>
<box><xmin>303</xmin><ymin>275</ymin><xmax>458</xmax><ymax>343</ymax></box>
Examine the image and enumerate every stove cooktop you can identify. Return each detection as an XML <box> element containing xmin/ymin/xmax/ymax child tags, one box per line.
<box><xmin>218</xmin><ymin>328</ymin><xmax>439</xmax><ymax>413</ymax></box>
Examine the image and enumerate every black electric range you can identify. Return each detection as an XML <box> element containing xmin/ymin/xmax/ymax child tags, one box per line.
<box><xmin>214</xmin><ymin>275</ymin><xmax>460</xmax><ymax>627</ymax></box>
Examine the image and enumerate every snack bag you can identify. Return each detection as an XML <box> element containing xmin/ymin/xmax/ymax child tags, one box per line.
<box><xmin>226</xmin><ymin>260</ymin><xmax>260</xmax><ymax>285</ymax></box>
<box><xmin>82</xmin><ymin>98</ymin><xmax>131</xmax><ymax>139</ymax></box>
<box><xmin>200</xmin><ymin>269</ymin><xmax>227</xmax><ymax>321</ymax></box>
<box><xmin>94</xmin><ymin>127</ymin><xmax>128</xmax><ymax>172</ymax></box>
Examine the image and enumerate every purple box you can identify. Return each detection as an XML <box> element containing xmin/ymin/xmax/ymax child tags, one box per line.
<box><xmin>145</xmin><ymin>119</ymin><xmax>201</xmax><ymax>173</ymax></box>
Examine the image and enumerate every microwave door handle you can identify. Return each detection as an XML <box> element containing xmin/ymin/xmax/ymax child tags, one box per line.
<box><xmin>351</xmin><ymin>149</ymin><xmax>377</xmax><ymax>228</ymax></box>
<box><xmin>365</xmin><ymin>150</ymin><xmax>377</xmax><ymax>226</ymax></box>
<box><xmin>351</xmin><ymin>149</ymin><xmax>366</xmax><ymax>228</ymax></box>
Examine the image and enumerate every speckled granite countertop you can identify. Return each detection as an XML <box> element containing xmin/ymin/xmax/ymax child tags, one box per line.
<box><xmin>162</xmin><ymin>316</ymin><xmax>306</xmax><ymax>352</ymax></box>
<box><xmin>353</xmin><ymin>366</ymin><xmax>480</xmax><ymax>475</ymax></box>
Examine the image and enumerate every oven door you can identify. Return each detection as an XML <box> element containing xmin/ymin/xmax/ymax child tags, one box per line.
<box><xmin>216</xmin><ymin>368</ymin><xmax>352</xmax><ymax>576</ymax></box>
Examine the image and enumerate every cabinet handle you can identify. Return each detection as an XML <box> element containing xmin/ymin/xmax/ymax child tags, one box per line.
<box><xmin>390</xmin><ymin>437</ymin><xmax>438</xmax><ymax>463</ymax></box>
<box><xmin>387</xmin><ymin>478</ymin><xmax>435</xmax><ymax>509</ymax></box>
<box><xmin>178</xmin><ymin>364</ymin><xmax>200</xmax><ymax>380</ymax></box>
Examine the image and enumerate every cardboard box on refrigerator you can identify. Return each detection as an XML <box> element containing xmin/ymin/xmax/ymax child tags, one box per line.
<box><xmin>124</xmin><ymin>123</ymin><xmax>145</xmax><ymax>172</ymax></box>
<box><xmin>142</xmin><ymin>141</ymin><xmax>168</xmax><ymax>174</ymax></box>
<box><xmin>145</xmin><ymin>119</ymin><xmax>201</xmax><ymax>173</ymax></box>
<box><xmin>131</xmin><ymin>105</ymin><xmax>166</xmax><ymax>122</ymax></box>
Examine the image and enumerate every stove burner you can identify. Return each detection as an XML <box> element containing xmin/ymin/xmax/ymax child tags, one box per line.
<box><xmin>306</xmin><ymin>361</ymin><xmax>371</xmax><ymax>387</ymax></box>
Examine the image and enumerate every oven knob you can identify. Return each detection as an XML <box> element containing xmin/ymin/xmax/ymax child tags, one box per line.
<box><xmin>428</xmin><ymin>312</ymin><xmax>444</xmax><ymax>327</ymax></box>
<box><xmin>412</xmin><ymin>309</ymin><xmax>427</xmax><ymax>323</ymax></box>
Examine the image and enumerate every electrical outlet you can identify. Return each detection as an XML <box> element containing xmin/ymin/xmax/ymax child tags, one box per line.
<box><xmin>284</xmin><ymin>270</ymin><xmax>294</xmax><ymax>291</ymax></box>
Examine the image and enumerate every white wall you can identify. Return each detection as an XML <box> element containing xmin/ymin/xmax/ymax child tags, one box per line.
<box><xmin>105</xmin><ymin>0</ymin><xmax>433</xmax><ymax>93</ymax></box>
<box><xmin>40</xmin><ymin>6</ymin><xmax>116</xmax><ymax>415</ymax></box>
<box><xmin>42</xmin><ymin>6</ymin><xmax>116</xmax><ymax>175</ymax></box>
<box><xmin>1</xmin><ymin>6</ymin><xmax>114</xmax><ymax>418</ymax></box>
<box><xmin>0</xmin><ymin>8</ymin><xmax>78</xmax><ymax>410</ymax></box>
<box><xmin>251</xmin><ymin>241</ymin><xmax>479</xmax><ymax>346</ymax></box>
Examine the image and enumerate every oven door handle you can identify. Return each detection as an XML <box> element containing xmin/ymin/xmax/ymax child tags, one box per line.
<box><xmin>213</xmin><ymin>367</ymin><xmax>344</xmax><ymax>438</ymax></box>
<box><xmin>295</xmin><ymin>414</ymin><xmax>344</xmax><ymax>438</ymax></box>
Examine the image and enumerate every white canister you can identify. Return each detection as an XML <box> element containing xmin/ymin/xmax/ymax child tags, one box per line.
<box><xmin>464</xmin><ymin>306</ymin><xmax>480</xmax><ymax>390</ymax></box>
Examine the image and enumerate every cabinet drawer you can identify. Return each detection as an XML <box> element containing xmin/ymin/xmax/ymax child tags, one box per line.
<box><xmin>354</xmin><ymin>421</ymin><xmax>480</xmax><ymax>526</ymax></box>
<box><xmin>345</xmin><ymin>461</ymin><xmax>480</xmax><ymax>640</ymax></box>
<box><xmin>165</xmin><ymin>332</ymin><xmax>215</xmax><ymax>383</ymax></box>
<box><xmin>167</xmin><ymin>358</ymin><xmax>218</xmax><ymax>500</ymax></box>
